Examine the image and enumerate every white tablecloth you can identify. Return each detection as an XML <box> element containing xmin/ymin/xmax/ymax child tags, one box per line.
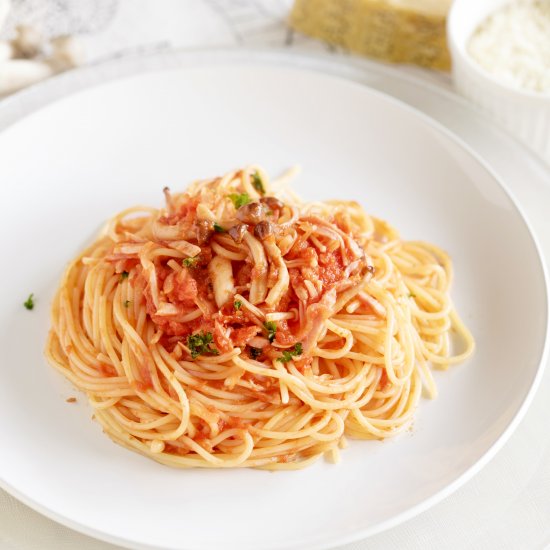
<box><xmin>1</xmin><ymin>2</ymin><xmax>550</xmax><ymax>549</ymax></box>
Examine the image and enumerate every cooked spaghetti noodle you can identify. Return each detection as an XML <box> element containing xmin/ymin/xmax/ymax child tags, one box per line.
<box><xmin>46</xmin><ymin>166</ymin><xmax>474</xmax><ymax>469</ymax></box>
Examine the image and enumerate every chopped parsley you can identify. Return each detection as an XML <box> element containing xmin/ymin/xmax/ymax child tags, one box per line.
<box><xmin>183</xmin><ymin>256</ymin><xmax>199</xmax><ymax>268</ymax></box>
<box><xmin>279</xmin><ymin>343</ymin><xmax>303</xmax><ymax>363</ymax></box>
<box><xmin>408</xmin><ymin>292</ymin><xmax>417</xmax><ymax>298</ymax></box>
<box><xmin>252</xmin><ymin>171</ymin><xmax>266</xmax><ymax>195</ymax></box>
<box><xmin>23</xmin><ymin>293</ymin><xmax>35</xmax><ymax>310</ymax></box>
<box><xmin>234</xmin><ymin>300</ymin><xmax>242</xmax><ymax>310</ymax></box>
<box><xmin>264</xmin><ymin>321</ymin><xmax>277</xmax><ymax>343</ymax></box>
<box><xmin>120</xmin><ymin>271</ymin><xmax>129</xmax><ymax>281</ymax></box>
<box><xmin>228</xmin><ymin>193</ymin><xmax>251</xmax><ymax>209</ymax></box>
<box><xmin>187</xmin><ymin>331</ymin><xmax>219</xmax><ymax>359</ymax></box>
<box><xmin>213</xmin><ymin>223</ymin><xmax>226</xmax><ymax>233</ymax></box>
<box><xmin>124</xmin><ymin>300</ymin><xmax>131</xmax><ymax>308</ymax></box>
<box><xmin>249</xmin><ymin>347</ymin><xmax>262</xmax><ymax>360</ymax></box>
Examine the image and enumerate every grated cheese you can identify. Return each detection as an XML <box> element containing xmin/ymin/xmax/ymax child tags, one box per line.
<box><xmin>468</xmin><ymin>0</ymin><xmax>550</xmax><ymax>94</ymax></box>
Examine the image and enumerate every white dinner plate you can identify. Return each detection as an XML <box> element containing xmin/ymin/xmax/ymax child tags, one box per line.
<box><xmin>0</xmin><ymin>62</ymin><xmax>547</xmax><ymax>550</ymax></box>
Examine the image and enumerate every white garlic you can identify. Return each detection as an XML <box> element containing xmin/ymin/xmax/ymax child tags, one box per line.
<box><xmin>49</xmin><ymin>35</ymin><xmax>84</xmax><ymax>70</ymax></box>
<box><xmin>11</xmin><ymin>24</ymin><xmax>43</xmax><ymax>59</ymax></box>
<box><xmin>0</xmin><ymin>59</ymin><xmax>53</xmax><ymax>96</ymax></box>
<box><xmin>0</xmin><ymin>41</ymin><xmax>14</xmax><ymax>62</ymax></box>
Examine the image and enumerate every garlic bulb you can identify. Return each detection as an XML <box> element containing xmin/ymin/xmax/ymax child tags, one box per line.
<box><xmin>49</xmin><ymin>35</ymin><xmax>85</xmax><ymax>70</ymax></box>
<box><xmin>0</xmin><ymin>41</ymin><xmax>14</xmax><ymax>62</ymax></box>
<box><xmin>0</xmin><ymin>59</ymin><xmax>53</xmax><ymax>96</ymax></box>
<box><xmin>11</xmin><ymin>24</ymin><xmax>43</xmax><ymax>58</ymax></box>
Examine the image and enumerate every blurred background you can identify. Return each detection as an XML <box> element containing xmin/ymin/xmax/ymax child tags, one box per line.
<box><xmin>0</xmin><ymin>0</ymin><xmax>453</xmax><ymax>72</ymax></box>
<box><xmin>1</xmin><ymin>0</ymin><xmax>548</xmax><ymax>162</ymax></box>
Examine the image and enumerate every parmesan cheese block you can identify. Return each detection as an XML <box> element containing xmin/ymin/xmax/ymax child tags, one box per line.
<box><xmin>290</xmin><ymin>0</ymin><xmax>452</xmax><ymax>71</ymax></box>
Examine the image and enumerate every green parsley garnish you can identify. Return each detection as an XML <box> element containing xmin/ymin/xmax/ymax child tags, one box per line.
<box><xmin>249</xmin><ymin>347</ymin><xmax>262</xmax><ymax>360</ymax></box>
<box><xmin>264</xmin><ymin>321</ymin><xmax>277</xmax><ymax>343</ymax></box>
<box><xmin>23</xmin><ymin>293</ymin><xmax>35</xmax><ymax>310</ymax></box>
<box><xmin>213</xmin><ymin>223</ymin><xmax>226</xmax><ymax>233</ymax></box>
<box><xmin>120</xmin><ymin>271</ymin><xmax>129</xmax><ymax>281</ymax></box>
<box><xmin>408</xmin><ymin>292</ymin><xmax>417</xmax><ymax>298</ymax></box>
<box><xmin>187</xmin><ymin>331</ymin><xmax>219</xmax><ymax>359</ymax></box>
<box><xmin>279</xmin><ymin>343</ymin><xmax>303</xmax><ymax>363</ymax></box>
<box><xmin>228</xmin><ymin>193</ymin><xmax>251</xmax><ymax>209</ymax></box>
<box><xmin>252</xmin><ymin>171</ymin><xmax>266</xmax><ymax>195</ymax></box>
<box><xmin>234</xmin><ymin>300</ymin><xmax>242</xmax><ymax>310</ymax></box>
<box><xmin>183</xmin><ymin>256</ymin><xmax>199</xmax><ymax>268</ymax></box>
<box><xmin>124</xmin><ymin>300</ymin><xmax>131</xmax><ymax>308</ymax></box>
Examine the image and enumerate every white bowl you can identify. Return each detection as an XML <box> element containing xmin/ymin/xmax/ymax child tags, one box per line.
<box><xmin>448</xmin><ymin>0</ymin><xmax>550</xmax><ymax>163</ymax></box>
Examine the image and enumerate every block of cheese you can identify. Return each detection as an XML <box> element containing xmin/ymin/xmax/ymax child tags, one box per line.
<box><xmin>289</xmin><ymin>0</ymin><xmax>451</xmax><ymax>71</ymax></box>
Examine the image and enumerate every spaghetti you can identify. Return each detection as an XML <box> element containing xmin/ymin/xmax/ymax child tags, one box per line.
<box><xmin>46</xmin><ymin>166</ymin><xmax>474</xmax><ymax>469</ymax></box>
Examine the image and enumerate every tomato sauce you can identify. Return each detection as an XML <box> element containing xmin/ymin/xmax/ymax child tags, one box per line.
<box><xmin>161</xmin><ymin>195</ymin><xmax>199</xmax><ymax>226</ymax></box>
<box><xmin>113</xmin><ymin>201</ymin><xmax>363</xmax><ymax>366</ymax></box>
<box><xmin>98</xmin><ymin>363</ymin><xmax>117</xmax><ymax>377</ymax></box>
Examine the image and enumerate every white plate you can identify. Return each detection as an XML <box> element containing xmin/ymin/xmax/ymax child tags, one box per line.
<box><xmin>0</xmin><ymin>63</ymin><xmax>547</xmax><ymax>550</ymax></box>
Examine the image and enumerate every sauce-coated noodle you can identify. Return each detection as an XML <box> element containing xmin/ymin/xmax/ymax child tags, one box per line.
<box><xmin>46</xmin><ymin>167</ymin><xmax>474</xmax><ymax>469</ymax></box>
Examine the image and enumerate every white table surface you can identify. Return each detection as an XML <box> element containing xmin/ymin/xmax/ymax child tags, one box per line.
<box><xmin>1</xmin><ymin>2</ymin><xmax>550</xmax><ymax>550</ymax></box>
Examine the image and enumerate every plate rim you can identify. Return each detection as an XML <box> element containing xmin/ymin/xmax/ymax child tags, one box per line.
<box><xmin>0</xmin><ymin>48</ymin><xmax>548</xmax><ymax>550</ymax></box>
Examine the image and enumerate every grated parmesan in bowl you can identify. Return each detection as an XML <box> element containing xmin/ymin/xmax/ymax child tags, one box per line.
<box><xmin>468</xmin><ymin>0</ymin><xmax>550</xmax><ymax>95</ymax></box>
<box><xmin>448</xmin><ymin>0</ymin><xmax>550</xmax><ymax>163</ymax></box>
